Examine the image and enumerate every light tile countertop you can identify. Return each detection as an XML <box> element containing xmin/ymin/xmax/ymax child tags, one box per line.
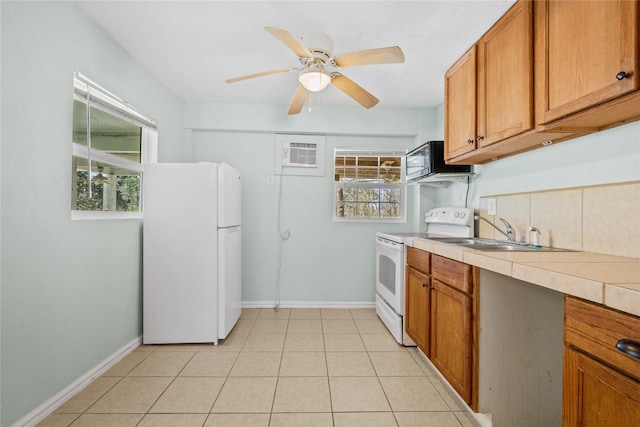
<box><xmin>411</xmin><ymin>238</ymin><xmax>640</xmax><ymax>317</ymax></box>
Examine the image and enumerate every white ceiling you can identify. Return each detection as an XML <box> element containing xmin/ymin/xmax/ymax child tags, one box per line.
<box><xmin>76</xmin><ymin>1</ymin><xmax>515</xmax><ymax>110</ymax></box>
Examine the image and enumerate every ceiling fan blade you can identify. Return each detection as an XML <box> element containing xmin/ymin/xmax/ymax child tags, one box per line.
<box><xmin>333</xmin><ymin>46</ymin><xmax>405</xmax><ymax>68</ymax></box>
<box><xmin>287</xmin><ymin>84</ymin><xmax>309</xmax><ymax>115</ymax></box>
<box><xmin>330</xmin><ymin>73</ymin><xmax>379</xmax><ymax>109</ymax></box>
<box><xmin>265</xmin><ymin>27</ymin><xmax>314</xmax><ymax>59</ymax></box>
<box><xmin>225</xmin><ymin>68</ymin><xmax>295</xmax><ymax>84</ymax></box>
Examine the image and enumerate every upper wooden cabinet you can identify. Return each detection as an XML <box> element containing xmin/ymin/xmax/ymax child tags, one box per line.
<box><xmin>445</xmin><ymin>0</ymin><xmax>538</xmax><ymax>163</ymax></box>
<box><xmin>536</xmin><ymin>0</ymin><xmax>639</xmax><ymax>126</ymax></box>
<box><xmin>444</xmin><ymin>46</ymin><xmax>477</xmax><ymax>160</ymax></box>
<box><xmin>444</xmin><ymin>0</ymin><xmax>640</xmax><ymax>164</ymax></box>
<box><xmin>477</xmin><ymin>1</ymin><xmax>533</xmax><ymax>147</ymax></box>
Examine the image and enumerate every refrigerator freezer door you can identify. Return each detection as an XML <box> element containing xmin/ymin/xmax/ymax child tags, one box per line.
<box><xmin>218</xmin><ymin>225</ymin><xmax>242</xmax><ymax>338</ymax></box>
<box><xmin>218</xmin><ymin>163</ymin><xmax>242</xmax><ymax>228</ymax></box>
<box><xmin>143</xmin><ymin>163</ymin><xmax>219</xmax><ymax>344</ymax></box>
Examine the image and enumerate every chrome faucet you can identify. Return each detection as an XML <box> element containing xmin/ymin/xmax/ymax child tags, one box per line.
<box><xmin>475</xmin><ymin>215</ymin><xmax>516</xmax><ymax>241</ymax></box>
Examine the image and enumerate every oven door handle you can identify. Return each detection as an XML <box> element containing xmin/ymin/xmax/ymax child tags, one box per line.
<box><xmin>376</xmin><ymin>237</ymin><xmax>402</xmax><ymax>250</ymax></box>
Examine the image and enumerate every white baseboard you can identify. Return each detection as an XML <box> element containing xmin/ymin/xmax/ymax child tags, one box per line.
<box><xmin>241</xmin><ymin>300</ymin><xmax>376</xmax><ymax>309</ymax></box>
<box><xmin>11</xmin><ymin>302</ymin><xmax>374</xmax><ymax>426</ymax></box>
<box><xmin>12</xmin><ymin>336</ymin><xmax>142</xmax><ymax>427</ymax></box>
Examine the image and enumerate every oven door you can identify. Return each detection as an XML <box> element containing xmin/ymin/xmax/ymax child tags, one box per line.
<box><xmin>375</xmin><ymin>236</ymin><xmax>404</xmax><ymax>315</ymax></box>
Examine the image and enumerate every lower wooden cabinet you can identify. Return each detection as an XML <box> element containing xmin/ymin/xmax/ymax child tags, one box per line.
<box><xmin>431</xmin><ymin>278</ymin><xmax>473</xmax><ymax>405</ymax></box>
<box><xmin>563</xmin><ymin>347</ymin><xmax>640</xmax><ymax>426</ymax></box>
<box><xmin>563</xmin><ymin>296</ymin><xmax>640</xmax><ymax>426</ymax></box>
<box><xmin>405</xmin><ymin>266</ymin><xmax>430</xmax><ymax>354</ymax></box>
<box><xmin>405</xmin><ymin>249</ymin><xmax>477</xmax><ymax>409</ymax></box>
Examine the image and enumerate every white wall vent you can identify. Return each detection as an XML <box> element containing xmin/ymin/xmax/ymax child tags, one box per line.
<box><xmin>282</xmin><ymin>142</ymin><xmax>318</xmax><ymax>168</ymax></box>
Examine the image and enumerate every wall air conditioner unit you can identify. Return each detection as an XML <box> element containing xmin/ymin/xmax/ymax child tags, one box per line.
<box><xmin>282</xmin><ymin>142</ymin><xmax>318</xmax><ymax>168</ymax></box>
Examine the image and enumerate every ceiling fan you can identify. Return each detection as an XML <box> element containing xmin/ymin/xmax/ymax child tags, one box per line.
<box><xmin>93</xmin><ymin>165</ymin><xmax>111</xmax><ymax>185</ymax></box>
<box><xmin>225</xmin><ymin>27</ymin><xmax>405</xmax><ymax>115</ymax></box>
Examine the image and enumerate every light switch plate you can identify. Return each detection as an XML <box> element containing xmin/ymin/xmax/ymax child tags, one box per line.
<box><xmin>487</xmin><ymin>198</ymin><xmax>497</xmax><ymax>216</ymax></box>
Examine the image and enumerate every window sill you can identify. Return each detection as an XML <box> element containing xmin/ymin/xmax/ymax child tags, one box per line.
<box><xmin>71</xmin><ymin>211</ymin><xmax>143</xmax><ymax>221</ymax></box>
<box><xmin>333</xmin><ymin>217</ymin><xmax>406</xmax><ymax>223</ymax></box>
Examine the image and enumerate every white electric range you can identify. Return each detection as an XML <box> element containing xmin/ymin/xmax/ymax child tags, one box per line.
<box><xmin>375</xmin><ymin>207</ymin><xmax>475</xmax><ymax>345</ymax></box>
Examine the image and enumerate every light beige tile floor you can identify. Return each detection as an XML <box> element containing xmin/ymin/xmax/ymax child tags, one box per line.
<box><xmin>37</xmin><ymin>308</ymin><xmax>478</xmax><ymax>427</ymax></box>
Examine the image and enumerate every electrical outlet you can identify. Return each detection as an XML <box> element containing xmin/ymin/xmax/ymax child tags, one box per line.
<box><xmin>487</xmin><ymin>198</ymin><xmax>497</xmax><ymax>216</ymax></box>
<box><xmin>266</xmin><ymin>175</ymin><xmax>275</xmax><ymax>186</ymax></box>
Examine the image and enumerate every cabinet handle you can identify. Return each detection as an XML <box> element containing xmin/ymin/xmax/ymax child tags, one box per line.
<box><xmin>615</xmin><ymin>339</ymin><xmax>640</xmax><ymax>360</ymax></box>
<box><xmin>422</xmin><ymin>283</ymin><xmax>428</xmax><ymax>288</ymax></box>
<box><xmin>467</xmin><ymin>139</ymin><xmax>474</xmax><ymax>145</ymax></box>
<box><xmin>477</xmin><ymin>136</ymin><xmax>484</xmax><ymax>141</ymax></box>
<box><xmin>616</xmin><ymin>71</ymin><xmax>630</xmax><ymax>81</ymax></box>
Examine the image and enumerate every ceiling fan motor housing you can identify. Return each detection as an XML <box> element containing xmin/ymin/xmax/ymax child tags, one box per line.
<box><xmin>301</xmin><ymin>34</ymin><xmax>334</xmax><ymax>64</ymax></box>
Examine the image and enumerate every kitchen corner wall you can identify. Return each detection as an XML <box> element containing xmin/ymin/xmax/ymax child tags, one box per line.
<box><xmin>433</xmin><ymin>105</ymin><xmax>640</xmax><ymax>256</ymax></box>
<box><xmin>477</xmin><ymin>181</ymin><xmax>640</xmax><ymax>258</ymax></box>
<box><xmin>1</xmin><ymin>2</ymin><xmax>185</xmax><ymax>425</ymax></box>
<box><xmin>184</xmin><ymin>104</ymin><xmax>437</xmax><ymax>305</ymax></box>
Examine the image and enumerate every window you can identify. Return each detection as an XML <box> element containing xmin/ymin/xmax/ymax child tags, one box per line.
<box><xmin>334</xmin><ymin>148</ymin><xmax>406</xmax><ymax>222</ymax></box>
<box><xmin>71</xmin><ymin>72</ymin><xmax>157</xmax><ymax>219</ymax></box>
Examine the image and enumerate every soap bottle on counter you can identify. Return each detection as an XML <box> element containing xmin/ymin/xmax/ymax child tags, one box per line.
<box><xmin>528</xmin><ymin>226</ymin><xmax>541</xmax><ymax>248</ymax></box>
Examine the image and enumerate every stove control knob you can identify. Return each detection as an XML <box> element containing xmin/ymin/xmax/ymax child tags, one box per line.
<box><xmin>460</xmin><ymin>212</ymin><xmax>466</xmax><ymax>219</ymax></box>
<box><xmin>454</xmin><ymin>211</ymin><xmax>460</xmax><ymax>218</ymax></box>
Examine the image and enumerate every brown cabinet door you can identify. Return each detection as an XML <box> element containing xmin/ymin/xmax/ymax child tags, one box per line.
<box><xmin>563</xmin><ymin>346</ymin><xmax>640</xmax><ymax>427</ymax></box>
<box><xmin>445</xmin><ymin>46</ymin><xmax>477</xmax><ymax>160</ymax></box>
<box><xmin>430</xmin><ymin>278</ymin><xmax>473</xmax><ymax>404</ymax></box>
<box><xmin>537</xmin><ymin>0</ymin><xmax>639</xmax><ymax>124</ymax></box>
<box><xmin>477</xmin><ymin>0</ymin><xmax>533</xmax><ymax>147</ymax></box>
<box><xmin>405</xmin><ymin>266</ymin><xmax>430</xmax><ymax>355</ymax></box>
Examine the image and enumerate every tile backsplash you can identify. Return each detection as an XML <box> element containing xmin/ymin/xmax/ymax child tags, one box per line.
<box><xmin>478</xmin><ymin>181</ymin><xmax>640</xmax><ymax>259</ymax></box>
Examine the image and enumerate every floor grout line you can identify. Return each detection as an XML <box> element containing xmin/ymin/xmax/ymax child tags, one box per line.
<box><xmin>37</xmin><ymin>308</ymin><xmax>477</xmax><ymax>427</ymax></box>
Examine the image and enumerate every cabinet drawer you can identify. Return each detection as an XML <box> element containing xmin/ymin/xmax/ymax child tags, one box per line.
<box><xmin>407</xmin><ymin>247</ymin><xmax>430</xmax><ymax>274</ymax></box>
<box><xmin>565</xmin><ymin>296</ymin><xmax>640</xmax><ymax>381</ymax></box>
<box><xmin>432</xmin><ymin>255</ymin><xmax>472</xmax><ymax>294</ymax></box>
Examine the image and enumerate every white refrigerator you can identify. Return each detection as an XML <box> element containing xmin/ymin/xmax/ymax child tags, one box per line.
<box><xmin>142</xmin><ymin>162</ymin><xmax>242</xmax><ymax>344</ymax></box>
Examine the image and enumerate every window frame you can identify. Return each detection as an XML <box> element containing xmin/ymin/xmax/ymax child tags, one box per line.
<box><xmin>333</xmin><ymin>148</ymin><xmax>407</xmax><ymax>223</ymax></box>
<box><xmin>71</xmin><ymin>72</ymin><xmax>158</xmax><ymax>220</ymax></box>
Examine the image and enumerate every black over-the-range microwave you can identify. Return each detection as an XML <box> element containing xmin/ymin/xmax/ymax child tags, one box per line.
<box><xmin>405</xmin><ymin>141</ymin><xmax>471</xmax><ymax>182</ymax></box>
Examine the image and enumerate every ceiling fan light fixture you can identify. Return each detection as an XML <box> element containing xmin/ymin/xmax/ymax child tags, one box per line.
<box><xmin>298</xmin><ymin>69</ymin><xmax>331</xmax><ymax>92</ymax></box>
<box><xmin>92</xmin><ymin>166</ymin><xmax>111</xmax><ymax>185</ymax></box>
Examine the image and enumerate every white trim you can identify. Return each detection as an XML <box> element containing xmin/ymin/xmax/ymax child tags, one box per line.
<box><xmin>72</xmin><ymin>143</ymin><xmax>143</xmax><ymax>173</ymax></box>
<box><xmin>333</xmin><ymin>147</ymin><xmax>407</xmax><ymax>222</ymax></box>
<box><xmin>335</xmin><ymin>148</ymin><xmax>407</xmax><ymax>156</ymax></box>
<box><xmin>74</xmin><ymin>72</ymin><xmax>157</xmax><ymax>129</ymax></box>
<box><xmin>241</xmin><ymin>301</ymin><xmax>376</xmax><ymax>309</ymax></box>
<box><xmin>71</xmin><ymin>73</ymin><xmax>158</xmax><ymax>219</ymax></box>
<box><xmin>11</xmin><ymin>337</ymin><xmax>142</xmax><ymax>427</ymax></box>
<box><xmin>71</xmin><ymin>211</ymin><xmax>143</xmax><ymax>220</ymax></box>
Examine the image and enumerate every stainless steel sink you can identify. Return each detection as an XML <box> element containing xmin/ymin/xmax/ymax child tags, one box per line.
<box><xmin>427</xmin><ymin>237</ymin><xmax>573</xmax><ymax>252</ymax></box>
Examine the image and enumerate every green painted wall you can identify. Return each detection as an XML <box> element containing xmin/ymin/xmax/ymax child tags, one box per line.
<box><xmin>0</xmin><ymin>2</ymin><xmax>184</xmax><ymax>425</ymax></box>
<box><xmin>184</xmin><ymin>103</ymin><xmax>439</xmax><ymax>304</ymax></box>
<box><xmin>3</xmin><ymin>2</ymin><xmax>638</xmax><ymax>425</ymax></box>
<box><xmin>433</xmin><ymin>104</ymin><xmax>640</xmax><ymax>208</ymax></box>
